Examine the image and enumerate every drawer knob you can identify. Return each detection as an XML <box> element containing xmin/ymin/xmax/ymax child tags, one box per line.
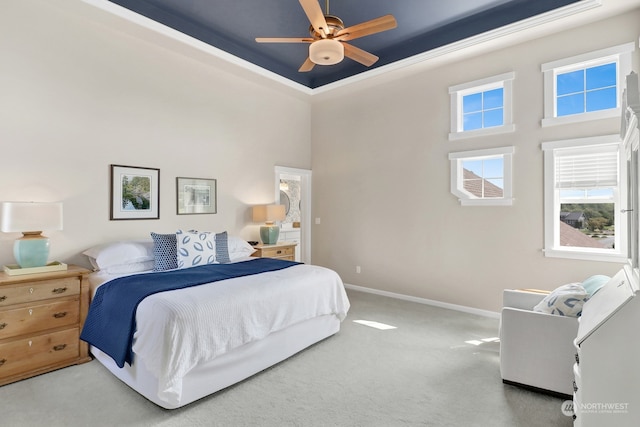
<box><xmin>0</xmin><ymin>358</ymin><xmax>6</xmax><ymax>367</ymax></box>
<box><xmin>52</xmin><ymin>287</ymin><xmax>67</xmax><ymax>294</ymax></box>
<box><xmin>0</xmin><ymin>296</ymin><xmax>6</xmax><ymax>302</ymax></box>
<box><xmin>53</xmin><ymin>344</ymin><xmax>67</xmax><ymax>351</ymax></box>
<box><xmin>53</xmin><ymin>312</ymin><xmax>68</xmax><ymax>319</ymax></box>
<box><xmin>0</xmin><ymin>323</ymin><xmax>6</xmax><ymax>330</ymax></box>
<box><xmin>277</xmin><ymin>250</ymin><xmax>282</xmax><ymax>254</ymax></box>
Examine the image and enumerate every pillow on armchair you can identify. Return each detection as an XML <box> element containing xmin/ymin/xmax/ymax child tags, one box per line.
<box><xmin>533</xmin><ymin>283</ymin><xmax>589</xmax><ymax>317</ymax></box>
<box><xmin>581</xmin><ymin>274</ymin><xmax>610</xmax><ymax>296</ymax></box>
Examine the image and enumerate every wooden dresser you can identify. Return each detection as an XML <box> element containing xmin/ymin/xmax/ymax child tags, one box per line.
<box><xmin>252</xmin><ymin>242</ymin><xmax>297</xmax><ymax>261</ymax></box>
<box><xmin>0</xmin><ymin>265</ymin><xmax>91</xmax><ymax>386</ymax></box>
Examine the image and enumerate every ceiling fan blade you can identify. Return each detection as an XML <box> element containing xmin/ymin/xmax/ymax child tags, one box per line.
<box><xmin>343</xmin><ymin>43</ymin><xmax>379</xmax><ymax>67</ymax></box>
<box><xmin>335</xmin><ymin>15</ymin><xmax>397</xmax><ymax>41</ymax></box>
<box><xmin>299</xmin><ymin>57</ymin><xmax>315</xmax><ymax>72</ymax></box>
<box><xmin>255</xmin><ymin>37</ymin><xmax>314</xmax><ymax>43</ymax></box>
<box><xmin>299</xmin><ymin>0</ymin><xmax>329</xmax><ymax>38</ymax></box>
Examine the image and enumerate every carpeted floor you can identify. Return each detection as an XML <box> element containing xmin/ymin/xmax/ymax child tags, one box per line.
<box><xmin>0</xmin><ymin>289</ymin><xmax>572</xmax><ymax>427</ymax></box>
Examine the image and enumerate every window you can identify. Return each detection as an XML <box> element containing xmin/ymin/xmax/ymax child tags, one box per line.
<box><xmin>449</xmin><ymin>146</ymin><xmax>514</xmax><ymax>206</ymax></box>
<box><xmin>557</xmin><ymin>62</ymin><xmax>617</xmax><ymax>116</ymax></box>
<box><xmin>541</xmin><ymin>42</ymin><xmax>634</xmax><ymax>127</ymax></box>
<box><xmin>449</xmin><ymin>72</ymin><xmax>515</xmax><ymax>140</ymax></box>
<box><xmin>542</xmin><ymin>135</ymin><xmax>626</xmax><ymax>262</ymax></box>
<box><xmin>462</xmin><ymin>88</ymin><xmax>504</xmax><ymax>131</ymax></box>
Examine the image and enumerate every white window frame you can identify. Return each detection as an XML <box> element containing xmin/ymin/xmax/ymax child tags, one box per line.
<box><xmin>541</xmin><ymin>42</ymin><xmax>634</xmax><ymax>127</ymax></box>
<box><xmin>541</xmin><ymin>135</ymin><xmax>627</xmax><ymax>263</ymax></box>
<box><xmin>449</xmin><ymin>72</ymin><xmax>515</xmax><ymax>141</ymax></box>
<box><xmin>449</xmin><ymin>146</ymin><xmax>514</xmax><ymax>206</ymax></box>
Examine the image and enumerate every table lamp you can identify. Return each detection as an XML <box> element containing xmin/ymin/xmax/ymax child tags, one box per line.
<box><xmin>0</xmin><ymin>202</ymin><xmax>63</xmax><ymax>268</ymax></box>
<box><xmin>252</xmin><ymin>204</ymin><xmax>286</xmax><ymax>244</ymax></box>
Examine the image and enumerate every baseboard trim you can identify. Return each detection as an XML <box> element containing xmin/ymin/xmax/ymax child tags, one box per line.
<box><xmin>502</xmin><ymin>379</ymin><xmax>572</xmax><ymax>401</ymax></box>
<box><xmin>343</xmin><ymin>283</ymin><xmax>500</xmax><ymax>319</ymax></box>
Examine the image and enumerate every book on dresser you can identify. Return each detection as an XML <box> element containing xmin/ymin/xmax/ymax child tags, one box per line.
<box><xmin>0</xmin><ymin>265</ymin><xmax>91</xmax><ymax>386</ymax></box>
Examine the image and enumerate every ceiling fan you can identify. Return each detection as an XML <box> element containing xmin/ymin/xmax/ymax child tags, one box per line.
<box><xmin>255</xmin><ymin>0</ymin><xmax>397</xmax><ymax>72</ymax></box>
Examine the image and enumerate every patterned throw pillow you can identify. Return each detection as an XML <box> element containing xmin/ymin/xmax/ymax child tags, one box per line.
<box><xmin>176</xmin><ymin>230</ymin><xmax>231</xmax><ymax>268</ymax></box>
<box><xmin>215</xmin><ymin>231</ymin><xmax>231</xmax><ymax>264</ymax></box>
<box><xmin>533</xmin><ymin>283</ymin><xmax>589</xmax><ymax>317</ymax></box>
<box><xmin>177</xmin><ymin>230</ymin><xmax>216</xmax><ymax>268</ymax></box>
<box><xmin>150</xmin><ymin>232</ymin><xmax>178</xmax><ymax>271</ymax></box>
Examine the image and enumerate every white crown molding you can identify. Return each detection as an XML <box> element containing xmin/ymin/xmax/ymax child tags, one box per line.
<box><xmin>81</xmin><ymin>0</ymin><xmax>314</xmax><ymax>96</ymax></box>
<box><xmin>82</xmin><ymin>0</ymin><xmax>603</xmax><ymax>97</ymax></box>
<box><xmin>312</xmin><ymin>0</ymin><xmax>603</xmax><ymax>95</ymax></box>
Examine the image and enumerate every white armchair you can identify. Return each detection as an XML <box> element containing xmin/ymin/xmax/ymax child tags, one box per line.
<box><xmin>499</xmin><ymin>289</ymin><xmax>578</xmax><ymax>397</ymax></box>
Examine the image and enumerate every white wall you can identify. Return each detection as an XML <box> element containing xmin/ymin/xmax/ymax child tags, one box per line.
<box><xmin>311</xmin><ymin>10</ymin><xmax>640</xmax><ymax>312</ymax></box>
<box><xmin>2</xmin><ymin>1</ymin><xmax>639</xmax><ymax>313</ymax></box>
<box><xmin>0</xmin><ymin>0</ymin><xmax>311</xmax><ymax>268</ymax></box>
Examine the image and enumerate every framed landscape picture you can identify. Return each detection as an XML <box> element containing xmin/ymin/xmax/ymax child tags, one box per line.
<box><xmin>110</xmin><ymin>164</ymin><xmax>160</xmax><ymax>220</ymax></box>
<box><xmin>177</xmin><ymin>177</ymin><xmax>217</xmax><ymax>215</ymax></box>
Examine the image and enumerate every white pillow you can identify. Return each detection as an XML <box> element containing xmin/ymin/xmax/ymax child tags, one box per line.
<box><xmin>533</xmin><ymin>283</ymin><xmax>589</xmax><ymax>317</ymax></box>
<box><xmin>228</xmin><ymin>236</ymin><xmax>256</xmax><ymax>260</ymax></box>
<box><xmin>102</xmin><ymin>260</ymin><xmax>155</xmax><ymax>275</ymax></box>
<box><xmin>83</xmin><ymin>240</ymin><xmax>154</xmax><ymax>270</ymax></box>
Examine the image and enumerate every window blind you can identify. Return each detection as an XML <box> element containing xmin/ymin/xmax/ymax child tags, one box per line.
<box><xmin>555</xmin><ymin>144</ymin><xmax>618</xmax><ymax>189</ymax></box>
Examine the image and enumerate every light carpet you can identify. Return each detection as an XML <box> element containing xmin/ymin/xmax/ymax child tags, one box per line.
<box><xmin>0</xmin><ymin>289</ymin><xmax>572</xmax><ymax>427</ymax></box>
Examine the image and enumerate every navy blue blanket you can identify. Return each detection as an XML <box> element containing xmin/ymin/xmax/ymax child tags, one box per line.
<box><xmin>80</xmin><ymin>258</ymin><xmax>300</xmax><ymax>368</ymax></box>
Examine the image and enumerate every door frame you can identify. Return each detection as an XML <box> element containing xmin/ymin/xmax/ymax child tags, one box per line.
<box><xmin>275</xmin><ymin>166</ymin><xmax>312</xmax><ymax>264</ymax></box>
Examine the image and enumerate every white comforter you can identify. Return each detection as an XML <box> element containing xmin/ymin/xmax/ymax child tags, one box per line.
<box><xmin>95</xmin><ymin>262</ymin><xmax>350</xmax><ymax>404</ymax></box>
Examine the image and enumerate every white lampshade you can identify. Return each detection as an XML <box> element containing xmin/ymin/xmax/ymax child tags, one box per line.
<box><xmin>1</xmin><ymin>202</ymin><xmax>63</xmax><ymax>232</ymax></box>
<box><xmin>1</xmin><ymin>202</ymin><xmax>63</xmax><ymax>268</ymax></box>
<box><xmin>252</xmin><ymin>204</ymin><xmax>286</xmax><ymax>225</ymax></box>
<box><xmin>309</xmin><ymin>39</ymin><xmax>344</xmax><ymax>66</ymax></box>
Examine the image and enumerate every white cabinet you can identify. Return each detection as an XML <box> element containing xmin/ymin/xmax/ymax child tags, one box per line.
<box><xmin>572</xmin><ymin>267</ymin><xmax>640</xmax><ymax>426</ymax></box>
<box><xmin>278</xmin><ymin>228</ymin><xmax>301</xmax><ymax>262</ymax></box>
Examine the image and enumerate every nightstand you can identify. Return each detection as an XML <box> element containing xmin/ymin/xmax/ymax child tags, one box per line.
<box><xmin>0</xmin><ymin>265</ymin><xmax>91</xmax><ymax>386</ymax></box>
<box><xmin>252</xmin><ymin>242</ymin><xmax>297</xmax><ymax>261</ymax></box>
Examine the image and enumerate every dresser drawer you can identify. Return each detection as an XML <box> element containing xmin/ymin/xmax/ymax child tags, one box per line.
<box><xmin>260</xmin><ymin>246</ymin><xmax>295</xmax><ymax>258</ymax></box>
<box><xmin>0</xmin><ymin>328</ymin><xmax>80</xmax><ymax>380</ymax></box>
<box><xmin>0</xmin><ymin>277</ymin><xmax>80</xmax><ymax>307</ymax></box>
<box><xmin>0</xmin><ymin>298</ymin><xmax>80</xmax><ymax>339</ymax></box>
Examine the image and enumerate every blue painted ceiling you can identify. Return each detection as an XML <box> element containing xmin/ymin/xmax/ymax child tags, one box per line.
<box><xmin>107</xmin><ymin>0</ymin><xmax>580</xmax><ymax>88</ymax></box>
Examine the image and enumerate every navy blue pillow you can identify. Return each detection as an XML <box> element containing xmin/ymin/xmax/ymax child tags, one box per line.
<box><xmin>215</xmin><ymin>231</ymin><xmax>231</xmax><ymax>264</ymax></box>
<box><xmin>150</xmin><ymin>232</ymin><xmax>178</xmax><ymax>271</ymax></box>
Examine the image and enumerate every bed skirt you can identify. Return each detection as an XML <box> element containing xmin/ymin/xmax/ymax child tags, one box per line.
<box><xmin>90</xmin><ymin>314</ymin><xmax>341</xmax><ymax>409</ymax></box>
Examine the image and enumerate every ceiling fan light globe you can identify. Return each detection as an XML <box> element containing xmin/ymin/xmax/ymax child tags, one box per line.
<box><xmin>309</xmin><ymin>39</ymin><xmax>344</xmax><ymax>65</ymax></box>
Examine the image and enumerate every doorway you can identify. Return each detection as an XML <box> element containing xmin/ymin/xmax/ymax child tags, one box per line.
<box><xmin>275</xmin><ymin>166</ymin><xmax>311</xmax><ymax>264</ymax></box>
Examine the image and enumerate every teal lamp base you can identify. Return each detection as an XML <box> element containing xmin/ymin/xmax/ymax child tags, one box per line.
<box><xmin>14</xmin><ymin>233</ymin><xmax>50</xmax><ymax>268</ymax></box>
<box><xmin>260</xmin><ymin>224</ymin><xmax>280</xmax><ymax>244</ymax></box>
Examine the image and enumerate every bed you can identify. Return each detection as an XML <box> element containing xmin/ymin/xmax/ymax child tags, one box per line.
<box><xmin>80</xmin><ymin>233</ymin><xmax>350</xmax><ymax>409</ymax></box>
